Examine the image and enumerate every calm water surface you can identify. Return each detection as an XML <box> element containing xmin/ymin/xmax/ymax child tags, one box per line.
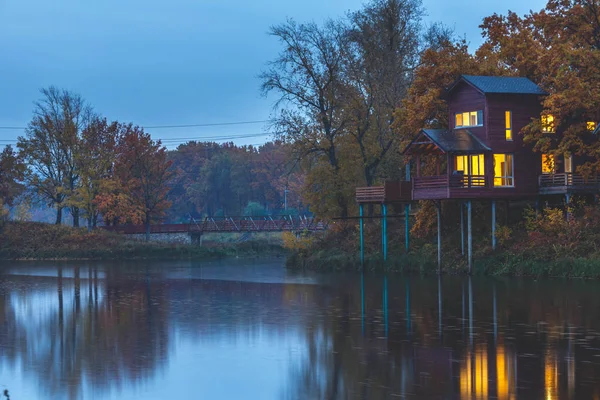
<box><xmin>0</xmin><ymin>259</ymin><xmax>599</xmax><ymax>399</ymax></box>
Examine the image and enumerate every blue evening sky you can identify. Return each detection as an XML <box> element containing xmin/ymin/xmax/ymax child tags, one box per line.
<box><xmin>0</xmin><ymin>0</ymin><xmax>547</xmax><ymax>149</ymax></box>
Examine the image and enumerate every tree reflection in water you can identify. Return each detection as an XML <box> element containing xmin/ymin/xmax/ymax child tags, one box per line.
<box><xmin>0</xmin><ymin>263</ymin><xmax>598</xmax><ymax>399</ymax></box>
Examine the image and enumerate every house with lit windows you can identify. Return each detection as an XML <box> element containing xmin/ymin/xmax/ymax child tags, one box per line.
<box><xmin>401</xmin><ymin>75</ymin><xmax>600</xmax><ymax>200</ymax></box>
<box><xmin>354</xmin><ymin>74</ymin><xmax>600</xmax><ymax>206</ymax></box>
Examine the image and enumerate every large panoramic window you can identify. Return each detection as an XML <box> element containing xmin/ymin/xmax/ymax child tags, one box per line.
<box><xmin>494</xmin><ymin>154</ymin><xmax>514</xmax><ymax>187</ymax></box>
<box><xmin>541</xmin><ymin>114</ymin><xmax>555</xmax><ymax>133</ymax></box>
<box><xmin>455</xmin><ymin>110</ymin><xmax>483</xmax><ymax>128</ymax></box>
<box><xmin>455</xmin><ymin>154</ymin><xmax>485</xmax><ymax>186</ymax></box>
<box><xmin>542</xmin><ymin>154</ymin><xmax>555</xmax><ymax>174</ymax></box>
<box><xmin>505</xmin><ymin>111</ymin><xmax>512</xmax><ymax>141</ymax></box>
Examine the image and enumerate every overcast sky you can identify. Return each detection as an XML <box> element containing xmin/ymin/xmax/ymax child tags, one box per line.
<box><xmin>0</xmin><ymin>0</ymin><xmax>547</xmax><ymax>148</ymax></box>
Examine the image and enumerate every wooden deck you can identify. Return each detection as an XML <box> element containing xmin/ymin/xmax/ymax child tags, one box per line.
<box><xmin>412</xmin><ymin>175</ymin><xmax>538</xmax><ymax>200</ymax></box>
<box><xmin>538</xmin><ymin>173</ymin><xmax>600</xmax><ymax>195</ymax></box>
<box><xmin>355</xmin><ymin>181</ymin><xmax>412</xmax><ymax>204</ymax></box>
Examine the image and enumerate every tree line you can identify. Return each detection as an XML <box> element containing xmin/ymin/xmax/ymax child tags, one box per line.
<box><xmin>0</xmin><ymin>88</ymin><xmax>303</xmax><ymax>237</ymax></box>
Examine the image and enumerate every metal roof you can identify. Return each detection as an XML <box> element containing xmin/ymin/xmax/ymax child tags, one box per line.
<box><xmin>460</xmin><ymin>75</ymin><xmax>548</xmax><ymax>95</ymax></box>
<box><xmin>403</xmin><ymin>129</ymin><xmax>492</xmax><ymax>154</ymax></box>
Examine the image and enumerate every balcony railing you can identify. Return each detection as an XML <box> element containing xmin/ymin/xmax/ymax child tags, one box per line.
<box><xmin>539</xmin><ymin>172</ymin><xmax>600</xmax><ymax>188</ymax></box>
<box><xmin>355</xmin><ymin>180</ymin><xmax>412</xmax><ymax>203</ymax></box>
<box><xmin>414</xmin><ymin>175</ymin><xmax>487</xmax><ymax>190</ymax></box>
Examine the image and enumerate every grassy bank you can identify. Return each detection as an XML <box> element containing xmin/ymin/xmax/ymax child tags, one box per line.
<box><xmin>285</xmin><ymin>205</ymin><xmax>600</xmax><ymax>278</ymax></box>
<box><xmin>0</xmin><ymin>221</ymin><xmax>286</xmax><ymax>260</ymax></box>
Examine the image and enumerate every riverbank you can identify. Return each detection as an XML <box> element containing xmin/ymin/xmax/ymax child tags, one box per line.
<box><xmin>0</xmin><ymin>221</ymin><xmax>286</xmax><ymax>260</ymax></box>
<box><xmin>285</xmin><ymin>205</ymin><xmax>600</xmax><ymax>278</ymax></box>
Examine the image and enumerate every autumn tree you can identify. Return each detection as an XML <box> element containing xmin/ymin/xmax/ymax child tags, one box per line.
<box><xmin>477</xmin><ymin>0</ymin><xmax>600</xmax><ymax>175</ymax></box>
<box><xmin>112</xmin><ymin>126</ymin><xmax>173</xmax><ymax>240</ymax></box>
<box><xmin>18</xmin><ymin>87</ymin><xmax>93</xmax><ymax>225</ymax></box>
<box><xmin>342</xmin><ymin>0</ymin><xmax>423</xmax><ymax>186</ymax></box>
<box><xmin>73</xmin><ymin>118</ymin><xmax>119</xmax><ymax>230</ymax></box>
<box><xmin>0</xmin><ymin>145</ymin><xmax>26</xmax><ymax>219</ymax></box>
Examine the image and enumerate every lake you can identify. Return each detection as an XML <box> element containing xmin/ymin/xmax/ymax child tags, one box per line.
<box><xmin>0</xmin><ymin>259</ymin><xmax>598</xmax><ymax>399</ymax></box>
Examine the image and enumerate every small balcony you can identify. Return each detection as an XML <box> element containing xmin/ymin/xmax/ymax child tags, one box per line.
<box><xmin>355</xmin><ymin>180</ymin><xmax>412</xmax><ymax>204</ymax></box>
<box><xmin>413</xmin><ymin>174</ymin><xmax>488</xmax><ymax>200</ymax></box>
<box><xmin>538</xmin><ymin>173</ymin><xmax>600</xmax><ymax>195</ymax></box>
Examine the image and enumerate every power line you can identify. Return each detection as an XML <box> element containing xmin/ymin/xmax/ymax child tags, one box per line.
<box><xmin>0</xmin><ymin>119</ymin><xmax>270</xmax><ymax>131</ymax></box>
<box><xmin>0</xmin><ymin>133</ymin><xmax>279</xmax><ymax>146</ymax></box>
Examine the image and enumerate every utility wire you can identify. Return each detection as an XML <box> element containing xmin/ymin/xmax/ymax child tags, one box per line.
<box><xmin>0</xmin><ymin>119</ymin><xmax>270</xmax><ymax>131</ymax></box>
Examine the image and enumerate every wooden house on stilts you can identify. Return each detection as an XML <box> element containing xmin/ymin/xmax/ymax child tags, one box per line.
<box><xmin>355</xmin><ymin>75</ymin><xmax>600</xmax><ymax>271</ymax></box>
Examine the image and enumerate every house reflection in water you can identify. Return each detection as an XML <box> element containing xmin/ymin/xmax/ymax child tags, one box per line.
<box><xmin>460</xmin><ymin>343</ymin><xmax>517</xmax><ymax>400</ymax></box>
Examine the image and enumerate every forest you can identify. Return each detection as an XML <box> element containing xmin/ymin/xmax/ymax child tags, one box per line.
<box><xmin>2</xmin><ymin>0</ymin><xmax>600</xmax><ymax>266</ymax></box>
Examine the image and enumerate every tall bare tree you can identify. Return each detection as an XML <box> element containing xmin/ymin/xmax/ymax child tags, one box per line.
<box><xmin>18</xmin><ymin>87</ymin><xmax>93</xmax><ymax>225</ymax></box>
<box><xmin>260</xmin><ymin>19</ymin><xmax>352</xmax><ymax>217</ymax></box>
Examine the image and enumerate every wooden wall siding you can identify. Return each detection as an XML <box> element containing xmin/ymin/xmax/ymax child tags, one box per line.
<box><xmin>447</xmin><ymin>81</ymin><xmax>487</xmax><ymax>142</ymax></box>
<box><xmin>485</xmin><ymin>94</ymin><xmax>544</xmax><ymax>197</ymax></box>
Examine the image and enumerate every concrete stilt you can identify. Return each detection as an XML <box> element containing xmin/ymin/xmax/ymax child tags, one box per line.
<box><xmin>467</xmin><ymin>200</ymin><xmax>473</xmax><ymax>274</ymax></box>
<box><xmin>361</xmin><ymin>272</ymin><xmax>365</xmax><ymax>336</ymax></box>
<box><xmin>468</xmin><ymin>276</ymin><xmax>473</xmax><ymax>345</ymax></box>
<box><xmin>460</xmin><ymin>202</ymin><xmax>465</xmax><ymax>256</ymax></box>
<box><xmin>406</xmin><ymin>279</ymin><xmax>411</xmax><ymax>335</ymax></box>
<box><xmin>438</xmin><ymin>276</ymin><xmax>442</xmax><ymax>337</ymax></box>
<box><xmin>382</xmin><ymin>203</ymin><xmax>388</xmax><ymax>262</ymax></box>
<box><xmin>359</xmin><ymin>204</ymin><xmax>365</xmax><ymax>266</ymax></box>
<box><xmin>437</xmin><ymin>202</ymin><xmax>442</xmax><ymax>273</ymax></box>
<box><xmin>383</xmin><ymin>276</ymin><xmax>388</xmax><ymax>337</ymax></box>
<box><xmin>405</xmin><ymin>204</ymin><xmax>410</xmax><ymax>253</ymax></box>
<box><xmin>492</xmin><ymin>200</ymin><xmax>496</xmax><ymax>250</ymax></box>
<box><xmin>493</xmin><ymin>282</ymin><xmax>497</xmax><ymax>344</ymax></box>
<box><xmin>565</xmin><ymin>193</ymin><xmax>571</xmax><ymax>220</ymax></box>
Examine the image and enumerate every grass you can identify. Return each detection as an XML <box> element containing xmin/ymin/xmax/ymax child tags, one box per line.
<box><xmin>0</xmin><ymin>221</ymin><xmax>286</xmax><ymax>261</ymax></box>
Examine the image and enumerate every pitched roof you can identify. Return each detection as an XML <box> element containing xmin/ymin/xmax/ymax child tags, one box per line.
<box><xmin>403</xmin><ymin>129</ymin><xmax>492</xmax><ymax>154</ymax></box>
<box><xmin>452</xmin><ymin>75</ymin><xmax>548</xmax><ymax>95</ymax></box>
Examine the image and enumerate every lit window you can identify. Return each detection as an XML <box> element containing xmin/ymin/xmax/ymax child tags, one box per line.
<box><xmin>587</xmin><ymin>121</ymin><xmax>596</xmax><ymax>131</ymax></box>
<box><xmin>541</xmin><ymin>114</ymin><xmax>555</xmax><ymax>133</ymax></box>
<box><xmin>542</xmin><ymin>154</ymin><xmax>555</xmax><ymax>174</ymax></box>
<box><xmin>505</xmin><ymin>111</ymin><xmax>512</xmax><ymax>141</ymax></box>
<box><xmin>564</xmin><ymin>155</ymin><xmax>573</xmax><ymax>173</ymax></box>
<box><xmin>454</xmin><ymin>154</ymin><xmax>485</xmax><ymax>186</ymax></box>
<box><xmin>455</xmin><ymin>110</ymin><xmax>483</xmax><ymax>128</ymax></box>
<box><xmin>494</xmin><ymin>154</ymin><xmax>514</xmax><ymax>187</ymax></box>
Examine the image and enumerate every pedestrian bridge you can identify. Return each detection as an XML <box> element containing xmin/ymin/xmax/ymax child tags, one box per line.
<box><xmin>101</xmin><ymin>215</ymin><xmax>327</xmax><ymax>236</ymax></box>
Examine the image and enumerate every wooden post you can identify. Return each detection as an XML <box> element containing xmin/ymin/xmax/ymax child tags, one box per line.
<box><xmin>565</xmin><ymin>193</ymin><xmax>571</xmax><ymax>220</ymax></box>
<box><xmin>405</xmin><ymin>204</ymin><xmax>410</xmax><ymax>252</ymax></box>
<box><xmin>491</xmin><ymin>199</ymin><xmax>496</xmax><ymax>250</ymax></box>
<box><xmin>467</xmin><ymin>200</ymin><xmax>473</xmax><ymax>273</ymax></box>
<box><xmin>359</xmin><ymin>204</ymin><xmax>365</xmax><ymax>266</ymax></box>
<box><xmin>382</xmin><ymin>203</ymin><xmax>388</xmax><ymax>262</ymax></box>
<box><xmin>416</xmin><ymin>154</ymin><xmax>421</xmax><ymax>177</ymax></box>
<box><xmin>437</xmin><ymin>201</ymin><xmax>442</xmax><ymax>273</ymax></box>
<box><xmin>467</xmin><ymin>154</ymin><xmax>472</xmax><ymax>188</ymax></box>
<box><xmin>460</xmin><ymin>202</ymin><xmax>465</xmax><ymax>256</ymax></box>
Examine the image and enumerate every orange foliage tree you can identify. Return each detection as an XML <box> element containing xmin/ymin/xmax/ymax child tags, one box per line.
<box><xmin>97</xmin><ymin>125</ymin><xmax>173</xmax><ymax>240</ymax></box>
